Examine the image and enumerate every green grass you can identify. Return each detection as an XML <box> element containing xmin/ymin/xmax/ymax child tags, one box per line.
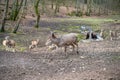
<box><xmin>46</xmin><ymin>16</ymin><xmax>118</xmax><ymax>32</ymax></box>
<box><xmin>112</xmin><ymin>56</ymin><xmax>120</xmax><ymax>60</ymax></box>
<box><xmin>54</xmin><ymin>30</ymin><xmax>68</xmax><ymax>34</ymax></box>
<box><xmin>16</xmin><ymin>46</ymin><xmax>28</xmax><ymax>52</ymax></box>
<box><xmin>77</xmin><ymin>34</ymin><xmax>85</xmax><ymax>41</ymax></box>
<box><xmin>107</xmin><ymin>15</ymin><xmax>120</xmax><ymax>20</ymax></box>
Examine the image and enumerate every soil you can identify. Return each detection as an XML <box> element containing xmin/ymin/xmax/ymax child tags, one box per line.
<box><xmin>0</xmin><ymin>40</ymin><xmax>120</xmax><ymax>80</ymax></box>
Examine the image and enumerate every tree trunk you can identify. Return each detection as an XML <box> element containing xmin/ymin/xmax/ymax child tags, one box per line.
<box><xmin>82</xmin><ymin>0</ymin><xmax>85</xmax><ymax>11</ymax></box>
<box><xmin>76</xmin><ymin>0</ymin><xmax>79</xmax><ymax>14</ymax></box>
<box><xmin>13</xmin><ymin>18</ymin><xmax>21</xmax><ymax>33</ymax></box>
<box><xmin>34</xmin><ymin>14</ymin><xmax>40</xmax><ymax>28</ymax></box>
<box><xmin>55</xmin><ymin>0</ymin><xmax>60</xmax><ymax>14</ymax></box>
<box><xmin>41</xmin><ymin>0</ymin><xmax>45</xmax><ymax>14</ymax></box>
<box><xmin>21</xmin><ymin>0</ymin><xmax>27</xmax><ymax>18</ymax></box>
<box><xmin>0</xmin><ymin>0</ymin><xmax>9</xmax><ymax>32</ymax></box>
<box><xmin>86</xmin><ymin>0</ymin><xmax>91</xmax><ymax>16</ymax></box>
<box><xmin>13</xmin><ymin>0</ymin><xmax>26</xmax><ymax>33</ymax></box>
<box><xmin>34</xmin><ymin>0</ymin><xmax>40</xmax><ymax>28</ymax></box>
<box><xmin>51</xmin><ymin>0</ymin><xmax>54</xmax><ymax>9</ymax></box>
<box><xmin>55</xmin><ymin>1</ymin><xmax>58</xmax><ymax>14</ymax></box>
<box><xmin>98</xmin><ymin>0</ymin><xmax>101</xmax><ymax>16</ymax></box>
<box><xmin>10</xmin><ymin>0</ymin><xmax>23</xmax><ymax>21</ymax></box>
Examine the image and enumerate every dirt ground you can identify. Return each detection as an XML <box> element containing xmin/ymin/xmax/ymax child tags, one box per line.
<box><xmin>0</xmin><ymin>40</ymin><xmax>120</xmax><ymax>80</ymax></box>
<box><xmin>0</xmin><ymin>17</ymin><xmax>120</xmax><ymax>80</ymax></box>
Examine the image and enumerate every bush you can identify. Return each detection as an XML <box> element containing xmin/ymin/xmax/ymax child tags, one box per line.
<box><xmin>68</xmin><ymin>11</ymin><xmax>76</xmax><ymax>16</ymax></box>
<box><xmin>76</xmin><ymin>11</ymin><xmax>83</xmax><ymax>17</ymax></box>
<box><xmin>68</xmin><ymin>11</ymin><xmax>83</xmax><ymax>17</ymax></box>
<box><xmin>85</xmin><ymin>11</ymin><xmax>90</xmax><ymax>16</ymax></box>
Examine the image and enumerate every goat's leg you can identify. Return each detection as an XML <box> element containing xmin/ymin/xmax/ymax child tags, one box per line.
<box><xmin>35</xmin><ymin>45</ymin><xmax>37</xmax><ymax>48</ymax></box>
<box><xmin>12</xmin><ymin>48</ymin><xmax>15</xmax><ymax>52</ymax></box>
<box><xmin>12</xmin><ymin>46</ymin><xmax>16</xmax><ymax>52</ymax></box>
<box><xmin>110</xmin><ymin>37</ymin><xmax>113</xmax><ymax>41</ymax></box>
<box><xmin>29</xmin><ymin>45</ymin><xmax>32</xmax><ymax>50</ymax></box>
<box><xmin>74</xmin><ymin>43</ymin><xmax>79</xmax><ymax>54</ymax></box>
<box><xmin>64</xmin><ymin>46</ymin><xmax>67</xmax><ymax>53</ymax></box>
<box><xmin>29</xmin><ymin>45</ymin><xmax>35</xmax><ymax>49</ymax></box>
<box><xmin>71</xmin><ymin>44</ymin><xmax>75</xmax><ymax>52</ymax></box>
<box><xmin>5</xmin><ymin>46</ymin><xmax>9</xmax><ymax>51</ymax></box>
<box><xmin>55</xmin><ymin>45</ymin><xmax>58</xmax><ymax>49</ymax></box>
<box><xmin>8</xmin><ymin>47</ymin><xmax>11</xmax><ymax>51</ymax></box>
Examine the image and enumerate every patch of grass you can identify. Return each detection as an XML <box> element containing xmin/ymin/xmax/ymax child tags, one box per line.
<box><xmin>67</xmin><ymin>26</ymin><xmax>80</xmax><ymax>33</ymax></box>
<box><xmin>54</xmin><ymin>30</ymin><xmax>67</xmax><ymax>34</ymax></box>
<box><xmin>91</xmin><ymin>25</ymin><xmax>101</xmax><ymax>31</ymax></box>
<box><xmin>77</xmin><ymin>34</ymin><xmax>85</xmax><ymax>41</ymax></box>
<box><xmin>42</xmin><ymin>17</ymin><xmax>117</xmax><ymax>34</ymax></box>
<box><xmin>0</xmin><ymin>46</ymin><xmax>5</xmax><ymax>51</ymax></box>
<box><xmin>68</xmin><ymin>11</ymin><xmax>83</xmax><ymax>17</ymax></box>
<box><xmin>103</xmin><ymin>30</ymin><xmax>110</xmax><ymax>39</ymax></box>
<box><xmin>19</xmin><ymin>47</ymin><xmax>27</xmax><ymax>52</ymax></box>
<box><xmin>15</xmin><ymin>42</ymin><xmax>28</xmax><ymax>52</ymax></box>
<box><xmin>44</xmin><ymin>27</ymin><xmax>51</xmax><ymax>31</ymax></box>
<box><xmin>112</xmin><ymin>56</ymin><xmax>120</xmax><ymax>60</ymax></box>
<box><xmin>107</xmin><ymin>15</ymin><xmax>120</xmax><ymax>20</ymax></box>
<box><xmin>69</xmin><ymin>26</ymin><xmax>79</xmax><ymax>29</ymax></box>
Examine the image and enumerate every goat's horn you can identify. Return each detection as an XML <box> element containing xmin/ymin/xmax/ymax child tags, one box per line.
<box><xmin>5</xmin><ymin>36</ymin><xmax>10</xmax><ymax>39</ymax></box>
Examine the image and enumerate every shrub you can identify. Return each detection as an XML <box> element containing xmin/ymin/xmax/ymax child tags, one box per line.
<box><xmin>68</xmin><ymin>11</ymin><xmax>83</xmax><ymax>17</ymax></box>
<box><xmin>76</xmin><ymin>11</ymin><xmax>83</xmax><ymax>17</ymax></box>
<box><xmin>85</xmin><ymin>11</ymin><xmax>90</xmax><ymax>16</ymax></box>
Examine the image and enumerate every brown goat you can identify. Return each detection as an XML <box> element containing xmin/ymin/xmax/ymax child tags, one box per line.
<box><xmin>109</xmin><ymin>30</ymin><xmax>117</xmax><ymax>41</ymax></box>
<box><xmin>46</xmin><ymin>32</ymin><xmax>79</xmax><ymax>53</ymax></box>
<box><xmin>2</xmin><ymin>36</ymin><xmax>16</xmax><ymax>52</ymax></box>
<box><xmin>29</xmin><ymin>39</ymin><xmax>40</xmax><ymax>49</ymax></box>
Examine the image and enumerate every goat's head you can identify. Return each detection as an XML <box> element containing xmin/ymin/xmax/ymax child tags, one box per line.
<box><xmin>46</xmin><ymin>31</ymin><xmax>60</xmax><ymax>47</ymax></box>
<box><xmin>50</xmin><ymin>31</ymin><xmax>57</xmax><ymax>39</ymax></box>
<box><xmin>46</xmin><ymin>32</ymin><xmax>57</xmax><ymax>45</ymax></box>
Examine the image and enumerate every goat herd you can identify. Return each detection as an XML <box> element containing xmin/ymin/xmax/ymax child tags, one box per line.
<box><xmin>2</xmin><ymin>30</ymin><xmax>119</xmax><ymax>53</ymax></box>
<box><xmin>2</xmin><ymin>32</ymin><xmax>79</xmax><ymax>53</ymax></box>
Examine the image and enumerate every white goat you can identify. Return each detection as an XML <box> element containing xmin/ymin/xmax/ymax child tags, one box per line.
<box><xmin>46</xmin><ymin>32</ymin><xmax>79</xmax><ymax>53</ymax></box>
<box><xmin>2</xmin><ymin>36</ymin><xmax>16</xmax><ymax>52</ymax></box>
<box><xmin>100</xmin><ymin>29</ymin><xmax>104</xmax><ymax>37</ymax></box>
<box><xmin>29</xmin><ymin>39</ymin><xmax>40</xmax><ymax>49</ymax></box>
<box><xmin>109</xmin><ymin>30</ymin><xmax>117</xmax><ymax>41</ymax></box>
